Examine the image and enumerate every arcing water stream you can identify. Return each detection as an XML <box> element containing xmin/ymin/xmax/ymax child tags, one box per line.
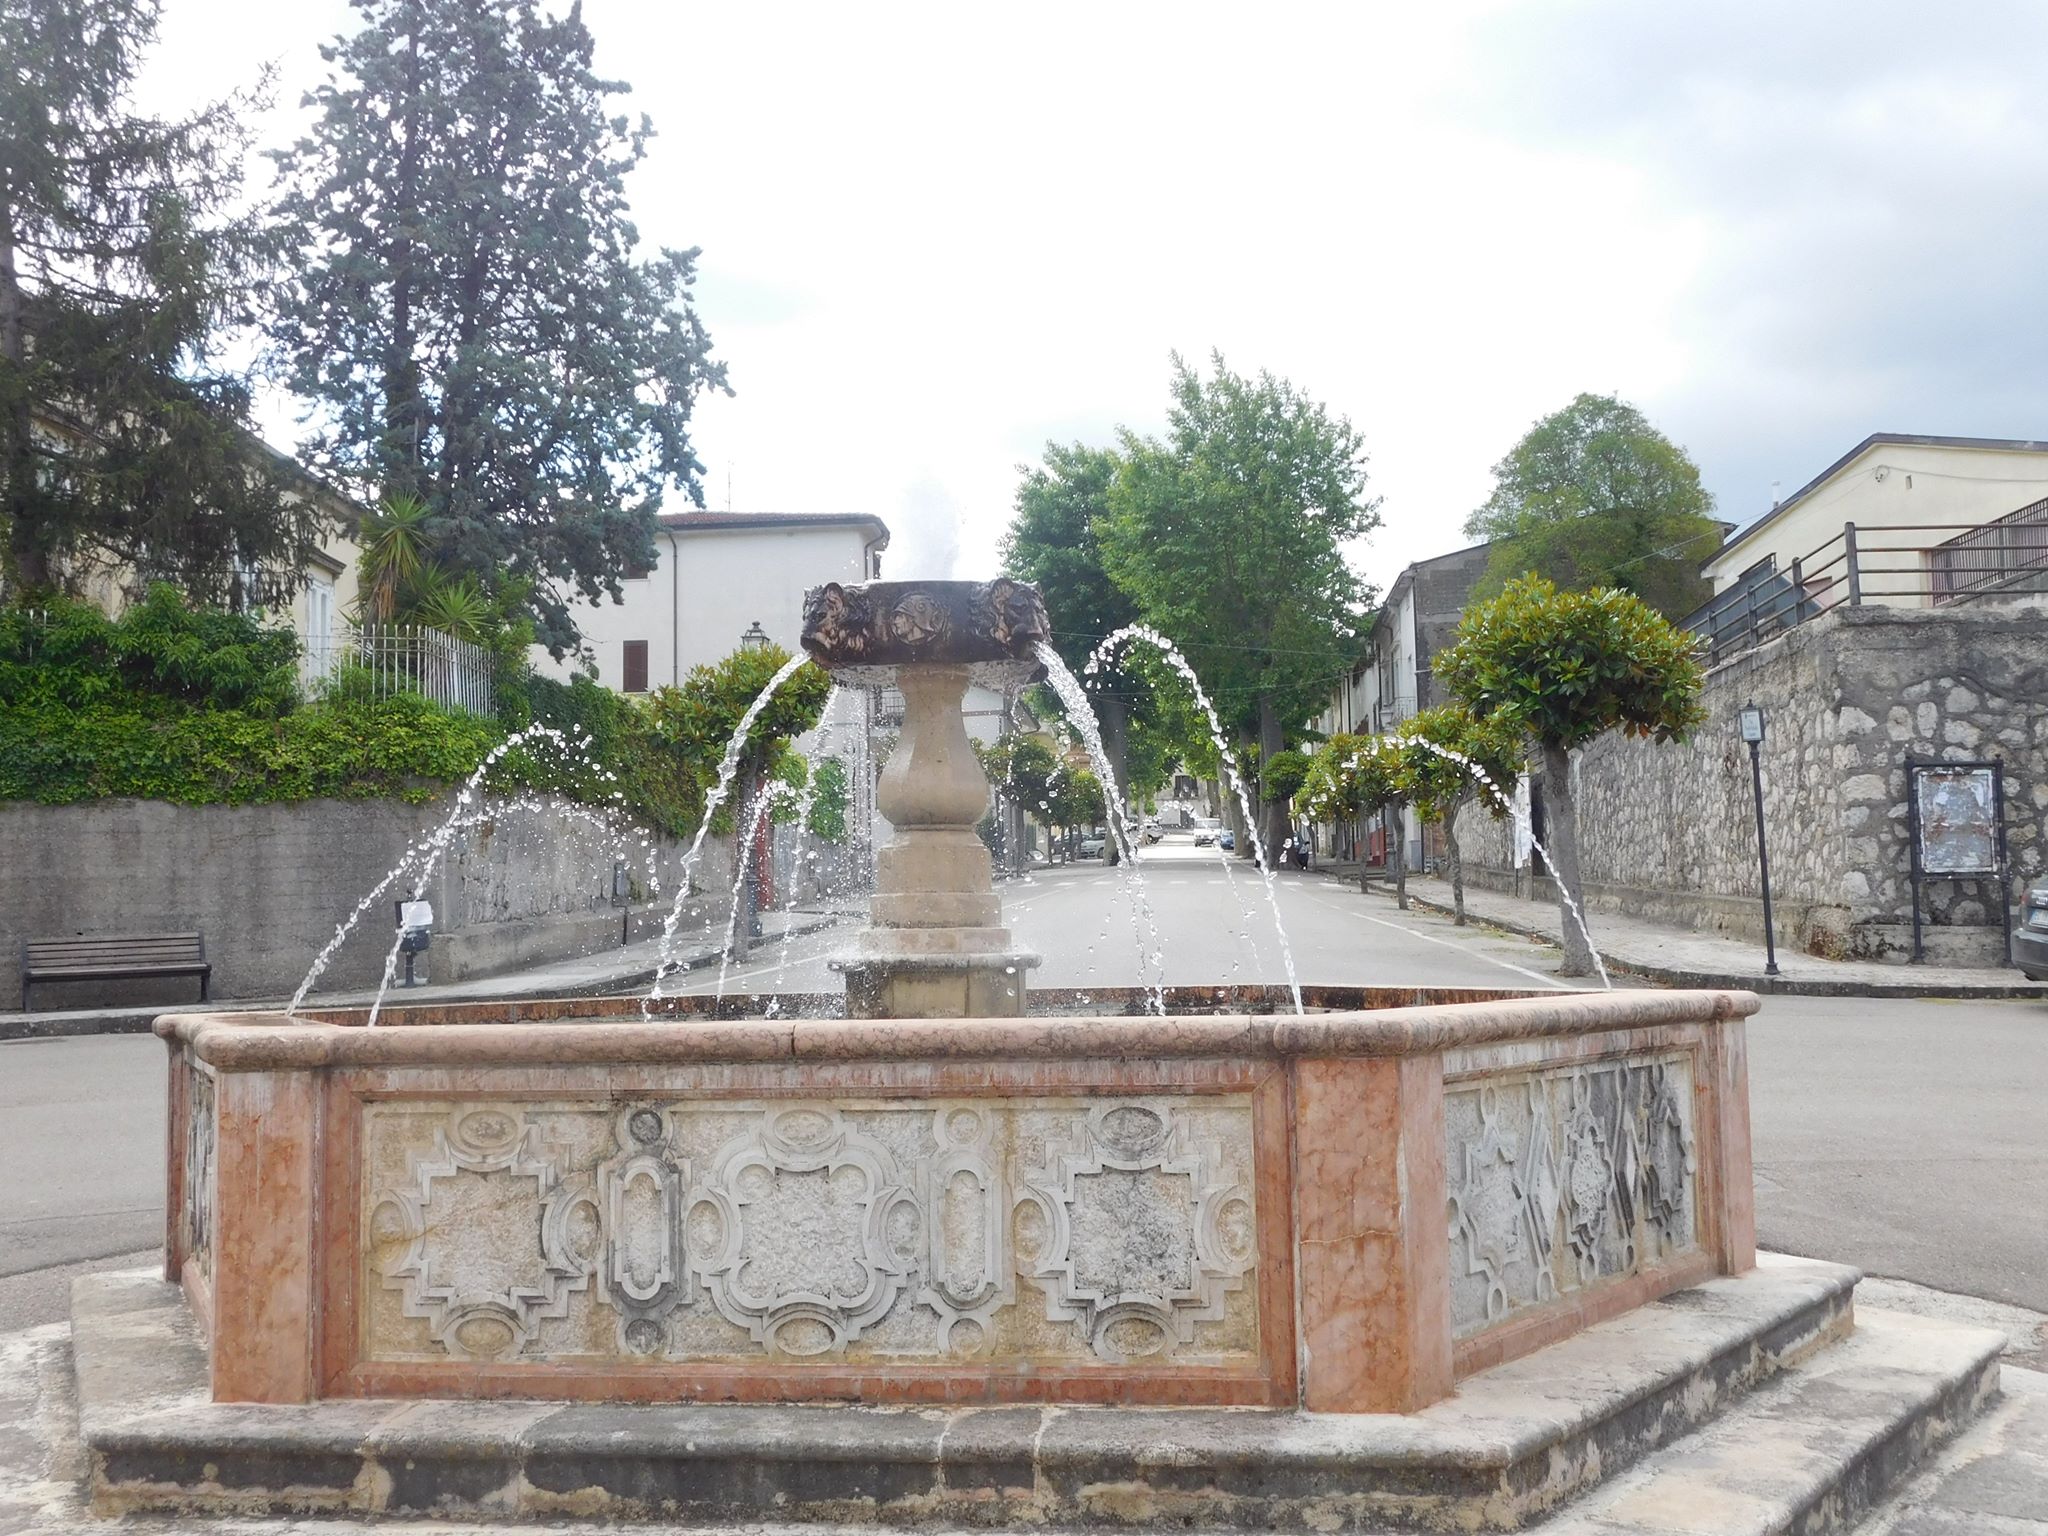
<box><xmin>1088</xmin><ymin>625</ymin><xmax>1303</xmax><ymax>1013</ymax></box>
<box><xmin>1386</xmin><ymin>731</ymin><xmax>1612</xmax><ymax>990</ymax></box>
<box><xmin>644</xmin><ymin>651</ymin><xmax>813</xmax><ymax>1016</ymax></box>
<box><xmin>1034</xmin><ymin>646</ymin><xmax>1168</xmax><ymax>1014</ymax></box>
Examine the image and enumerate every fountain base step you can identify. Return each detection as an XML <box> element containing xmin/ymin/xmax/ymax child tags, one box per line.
<box><xmin>74</xmin><ymin>1257</ymin><xmax>2000</xmax><ymax>1530</ymax></box>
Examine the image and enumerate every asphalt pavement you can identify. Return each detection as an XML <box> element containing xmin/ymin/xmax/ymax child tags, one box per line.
<box><xmin>4</xmin><ymin>838</ymin><xmax>2044</xmax><ymax>1331</ymax></box>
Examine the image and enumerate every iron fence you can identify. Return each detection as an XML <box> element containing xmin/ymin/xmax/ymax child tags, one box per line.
<box><xmin>305</xmin><ymin>623</ymin><xmax>496</xmax><ymax>716</ymax></box>
<box><xmin>1685</xmin><ymin>506</ymin><xmax>2048</xmax><ymax>665</ymax></box>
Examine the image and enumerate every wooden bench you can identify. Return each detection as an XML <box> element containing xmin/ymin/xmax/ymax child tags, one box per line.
<box><xmin>21</xmin><ymin>932</ymin><xmax>210</xmax><ymax>1009</ymax></box>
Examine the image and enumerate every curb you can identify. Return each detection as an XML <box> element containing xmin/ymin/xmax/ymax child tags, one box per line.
<box><xmin>0</xmin><ymin>915</ymin><xmax>843</xmax><ymax>1042</ymax></box>
<box><xmin>1316</xmin><ymin>873</ymin><xmax>2048</xmax><ymax>1001</ymax></box>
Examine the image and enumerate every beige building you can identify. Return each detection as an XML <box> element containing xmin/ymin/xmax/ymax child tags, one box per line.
<box><xmin>19</xmin><ymin>406</ymin><xmax>367</xmax><ymax>678</ymax></box>
<box><xmin>1702</xmin><ymin>433</ymin><xmax>2048</xmax><ymax>607</ymax></box>
<box><xmin>532</xmin><ymin>510</ymin><xmax>890</xmax><ymax>693</ymax></box>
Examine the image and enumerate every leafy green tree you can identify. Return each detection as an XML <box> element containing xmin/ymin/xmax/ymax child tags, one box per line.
<box><xmin>268</xmin><ymin>0</ymin><xmax>728</xmax><ymax>653</ymax></box>
<box><xmin>805</xmin><ymin>756</ymin><xmax>849</xmax><ymax>843</ymax></box>
<box><xmin>0</xmin><ymin>0</ymin><xmax>319</xmax><ymax>599</ymax></box>
<box><xmin>1299</xmin><ymin>731</ymin><xmax>1400</xmax><ymax>898</ymax></box>
<box><xmin>1004</xmin><ymin>441</ymin><xmax>1161</xmax><ymax>863</ymax></box>
<box><xmin>1464</xmin><ymin>393</ymin><xmax>1721</xmax><ymax>620</ymax></box>
<box><xmin>1101</xmin><ymin>352</ymin><xmax>1378</xmax><ymax>862</ymax></box>
<box><xmin>1389</xmin><ymin>705</ymin><xmax>1523</xmax><ymax>926</ymax></box>
<box><xmin>647</xmin><ymin>645</ymin><xmax>829</xmax><ymax>845</ymax></box>
<box><xmin>1433</xmin><ymin>575</ymin><xmax>1705</xmax><ymax>974</ymax></box>
<box><xmin>1261</xmin><ymin>748</ymin><xmax>1310</xmax><ymax>805</ymax></box>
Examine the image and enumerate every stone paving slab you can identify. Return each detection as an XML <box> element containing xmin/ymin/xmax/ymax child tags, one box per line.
<box><xmin>1543</xmin><ymin>1309</ymin><xmax>2005</xmax><ymax>1534</ymax></box>
<box><xmin>1320</xmin><ymin>870</ymin><xmax>2048</xmax><ymax>999</ymax></box>
<box><xmin>0</xmin><ymin>910</ymin><xmax>845</xmax><ymax>1041</ymax></box>
<box><xmin>1851</xmin><ymin>1365</ymin><xmax>2048</xmax><ymax>1535</ymax></box>
<box><xmin>69</xmin><ymin>1257</ymin><xmax>1879</xmax><ymax>1529</ymax></box>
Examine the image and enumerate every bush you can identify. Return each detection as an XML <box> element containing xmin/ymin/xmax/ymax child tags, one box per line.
<box><xmin>0</xmin><ymin>586</ymin><xmax>300</xmax><ymax>716</ymax></box>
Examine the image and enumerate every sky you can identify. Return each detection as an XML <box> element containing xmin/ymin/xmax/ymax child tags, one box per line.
<box><xmin>138</xmin><ymin>0</ymin><xmax>2048</xmax><ymax>600</ymax></box>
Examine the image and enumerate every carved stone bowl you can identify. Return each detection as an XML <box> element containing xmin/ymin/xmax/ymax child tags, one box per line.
<box><xmin>799</xmin><ymin>578</ymin><xmax>1051</xmax><ymax>688</ymax></box>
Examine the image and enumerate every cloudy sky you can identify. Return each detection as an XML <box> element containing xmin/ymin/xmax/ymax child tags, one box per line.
<box><xmin>142</xmin><ymin>0</ymin><xmax>2048</xmax><ymax>598</ymax></box>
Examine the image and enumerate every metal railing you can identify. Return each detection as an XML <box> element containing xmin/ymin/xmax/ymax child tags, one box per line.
<box><xmin>305</xmin><ymin>623</ymin><xmax>496</xmax><ymax>716</ymax></box>
<box><xmin>1685</xmin><ymin>505</ymin><xmax>2048</xmax><ymax>664</ymax></box>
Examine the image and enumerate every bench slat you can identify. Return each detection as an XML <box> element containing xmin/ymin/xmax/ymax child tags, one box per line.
<box><xmin>20</xmin><ymin>931</ymin><xmax>210</xmax><ymax>1006</ymax></box>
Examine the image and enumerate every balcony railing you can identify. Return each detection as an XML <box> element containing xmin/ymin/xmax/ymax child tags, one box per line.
<box><xmin>304</xmin><ymin>623</ymin><xmax>496</xmax><ymax>716</ymax></box>
<box><xmin>1685</xmin><ymin>506</ymin><xmax>2048</xmax><ymax>665</ymax></box>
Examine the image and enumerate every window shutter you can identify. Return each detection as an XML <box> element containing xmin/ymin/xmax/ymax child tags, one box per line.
<box><xmin>623</xmin><ymin>640</ymin><xmax>649</xmax><ymax>693</ymax></box>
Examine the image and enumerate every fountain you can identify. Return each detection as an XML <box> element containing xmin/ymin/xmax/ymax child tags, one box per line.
<box><xmin>799</xmin><ymin>577</ymin><xmax>1046</xmax><ymax>1017</ymax></box>
<box><xmin>73</xmin><ymin>577</ymin><xmax>2002</xmax><ymax>1531</ymax></box>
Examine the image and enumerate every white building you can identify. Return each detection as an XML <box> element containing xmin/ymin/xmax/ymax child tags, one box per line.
<box><xmin>534</xmin><ymin>510</ymin><xmax>891</xmax><ymax>692</ymax></box>
<box><xmin>1700</xmin><ymin>434</ymin><xmax>2048</xmax><ymax>611</ymax></box>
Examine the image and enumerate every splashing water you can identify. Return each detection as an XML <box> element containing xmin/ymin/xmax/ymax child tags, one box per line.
<box><xmin>1388</xmin><ymin>732</ymin><xmax>1612</xmax><ymax>990</ymax></box>
<box><xmin>359</xmin><ymin>724</ymin><xmax>589</xmax><ymax>1025</ymax></box>
<box><xmin>644</xmin><ymin>651</ymin><xmax>814</xmax><ymax>1017</ymax></box>
<box><xmin>714</xmin><ymin>777</ymin><xmax>802</xmax><ymax>1001</ymax></box>
<box><xmin>287</xmin><ymin>786</ymin><xmax>657</xmax><ymax>1016</ymax></box>
<box><xmin>1088</xmin><ymin>626</ymin><xmax>1302</xmax><ymax>1013</ymax></box>
<box><xmin>765</xmin><ymin>686</ymin><xmax>846</xmax><ymax>999</ymax></box>
<box><xmin>1033</xmin><ymin>645</ymin><xmax>1169</xmax><ymax>1014</ymax></box>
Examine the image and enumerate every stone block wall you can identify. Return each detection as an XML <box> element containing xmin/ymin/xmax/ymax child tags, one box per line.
<box><xmin>1455</xmin><ymin>602</ymin><xmax>2048</xmax><ymax>964</ymax></box>
<box><xmin>2</xmin><ymin>796</ymin><xmax>734</xmax><ymax>1007</ymax></box>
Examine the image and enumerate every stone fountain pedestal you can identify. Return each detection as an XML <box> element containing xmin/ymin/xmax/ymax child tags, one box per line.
<box><xmin>801</xmin><ymin>579</ymin><xmax>1047</xmax><ymax>1018</ymax></box>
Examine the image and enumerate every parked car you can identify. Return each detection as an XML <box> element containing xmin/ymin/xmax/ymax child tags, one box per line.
<box><xmin>1078</xmin><ymin>833</ymin><xmax>1107</xmax><ymax>859</ymax></box>
<box><xmin>1218</xmin><ymin>829</ymin><xmax>1235</xmax><ymax>851</ymax></box>
<box><xmin>1192</xmin><ymin>818</ymin><xmax>1221</xmax><ymax>847</ymax></box>
<box><xmin>2016</xmin><ymin>883</ymin><xmax>2048</xmax><ymax>980</ymax></box>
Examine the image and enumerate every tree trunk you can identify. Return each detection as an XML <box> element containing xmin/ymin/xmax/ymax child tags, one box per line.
<box><xmin>1542</xmin><ymin>739</ymin><xmax>1597</xmax><ymax>976</ymax></box>
<box><xmin>1392</xmin><ymin>813</ymin><xmax>1408</xmax><ymax>911</ymax></box>
<box><xmin>1357</xmin><ymin>811</ymin><xmax>1370</xmax><ymax>894</ymax></box>
<box><xmin>1256</xmin><ymin>693</ymin><xmax>1286</xmax><ymax>867</ymax></box>
<box><xmin>1446</xmin><ymin>801</ymin><xmax>1466</xmax><ymax>926</ymax></box>
<box><xmin>1098</xmin><ymin>693</ymin><xmax>1129</xmax><ymax>866</ymax></box>
<box><xmin>0</xmin><ymin>200</ymin><xmax>50</xmax><ymax>592</ymax></box>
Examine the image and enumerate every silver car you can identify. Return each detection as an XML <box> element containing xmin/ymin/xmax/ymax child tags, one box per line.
<box><xmin>2015</xmin><ymin>884</ymin><xmax>2048</xmax><ymax>981</ymax></box>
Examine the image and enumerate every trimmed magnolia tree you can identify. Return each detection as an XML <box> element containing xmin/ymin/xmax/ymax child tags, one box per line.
<box><xmin>1433</xmin><ymin>575</ymin><xmax>1704</xmax><ymax>975</ymax></box>
<box><xmin>1390</xmin><ymin>705</ymin><xmax>1524</xmax><ymax>926</ymax></box>
<box><xmin>1299</xmin><ymin>732</ymin><xmax>1402</xmax><ymax>899</ymax></box>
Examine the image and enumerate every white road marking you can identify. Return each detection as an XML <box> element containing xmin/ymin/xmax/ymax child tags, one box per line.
<box><xmin>1299</xmin><ymin>890</ymin><xmax>1568</xmax><ymax>990</ymax></box>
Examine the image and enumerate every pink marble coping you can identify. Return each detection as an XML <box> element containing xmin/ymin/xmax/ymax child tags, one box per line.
<box><xmin>157</xmin><ymin>988</ymin><xmax>1759</xmax><ymax>1072</ymax></box>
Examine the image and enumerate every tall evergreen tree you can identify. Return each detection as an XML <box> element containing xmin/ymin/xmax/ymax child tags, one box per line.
<box><xmin>268</xmin><ymin>0</ymin><xmax>729</xmax><ymax>653</ymax></box>
<box><xmin>0</xmin><ymin>0</ymin><xmax>315</xmax><ymax>601</ymax></box>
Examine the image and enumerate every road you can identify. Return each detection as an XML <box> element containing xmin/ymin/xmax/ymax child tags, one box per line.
<box><xmin>4</xmin><ymin>840</ymin><xmax>2043</xmax><ymax>1329</ymax></box>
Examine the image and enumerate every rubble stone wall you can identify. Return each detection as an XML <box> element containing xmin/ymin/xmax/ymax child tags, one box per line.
<box><xmin>1455</xmin><ymin>602</ymin><xmax>2048</xmax><ymax>964</ymax></box>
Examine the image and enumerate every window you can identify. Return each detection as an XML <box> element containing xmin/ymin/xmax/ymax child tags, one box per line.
<box><xmin>622</xmin><ymin>640</ymin><xmax>650</xmax><ymax>693</ymax></box>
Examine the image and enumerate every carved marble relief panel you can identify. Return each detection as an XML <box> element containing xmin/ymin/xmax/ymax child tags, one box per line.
<box><xmin>181</xmin><ymin>1061</ymin><xmax>215</xmax><ymax>1285</ymax></box>
<box><xmin>359</xmin><ymin>1095</ymin><xmax>1259</xmax><ymax>1370</ymax></box>
<box><xmin>1445</xmin><ymin>1053</ymin><xmax>1698</xmax><ymax>1338</ymax></box>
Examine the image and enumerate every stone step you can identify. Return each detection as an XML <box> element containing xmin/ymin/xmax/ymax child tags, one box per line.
<box><xmin>71</xmin><ymin>1257</ymin><xmax>1935</xmax><ymax>1530</ymax></box>
<box><xmin>1539</xmin><ymin>1307</ymin><xmax>2004</xmax><ymax>1535</ymax></box>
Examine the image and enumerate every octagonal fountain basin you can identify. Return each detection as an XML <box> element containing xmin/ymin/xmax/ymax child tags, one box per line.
<box><xmin>160</xmin><ymin>984</ymin><xmax>1755</xmax><ymax>1415</ymax></box>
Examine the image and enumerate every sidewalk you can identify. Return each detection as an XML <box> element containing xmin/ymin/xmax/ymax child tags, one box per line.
<box><xmin>1317</xmin><ymin>863</ymin><xmax>2048</xmax><ymax>999</ymax></box>
<box><xmin>0</xmin><ymin>905</ymin><xmax>849</xmax><ymax>1042</ymax></box>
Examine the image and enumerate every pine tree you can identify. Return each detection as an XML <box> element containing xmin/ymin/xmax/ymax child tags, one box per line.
<box><xmin>0</xmin><ymin>0</ymin><xmax>315</xmax><ymax>601</ymax></box>
<box><xmin>268</xmin><ymin>0</ymin><xmax>730</xmax><ymax>654</ymax></box>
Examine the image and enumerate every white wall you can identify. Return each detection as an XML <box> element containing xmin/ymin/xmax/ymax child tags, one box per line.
<box><xmin>1706</xmin><ymin>441</ymin><xmax>2048</xmax><ymax>606</ymax></box>
<box><xmin>533</xmin><ymin>522</ymin><xmax>883</xmax><ymax>691</ymax></box>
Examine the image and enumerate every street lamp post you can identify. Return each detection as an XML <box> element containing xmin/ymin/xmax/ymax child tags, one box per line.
<box><xmin>1738</xmin><ymin>702</ymin><xmax>1780</xmax><ymax>977</ymax></box>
